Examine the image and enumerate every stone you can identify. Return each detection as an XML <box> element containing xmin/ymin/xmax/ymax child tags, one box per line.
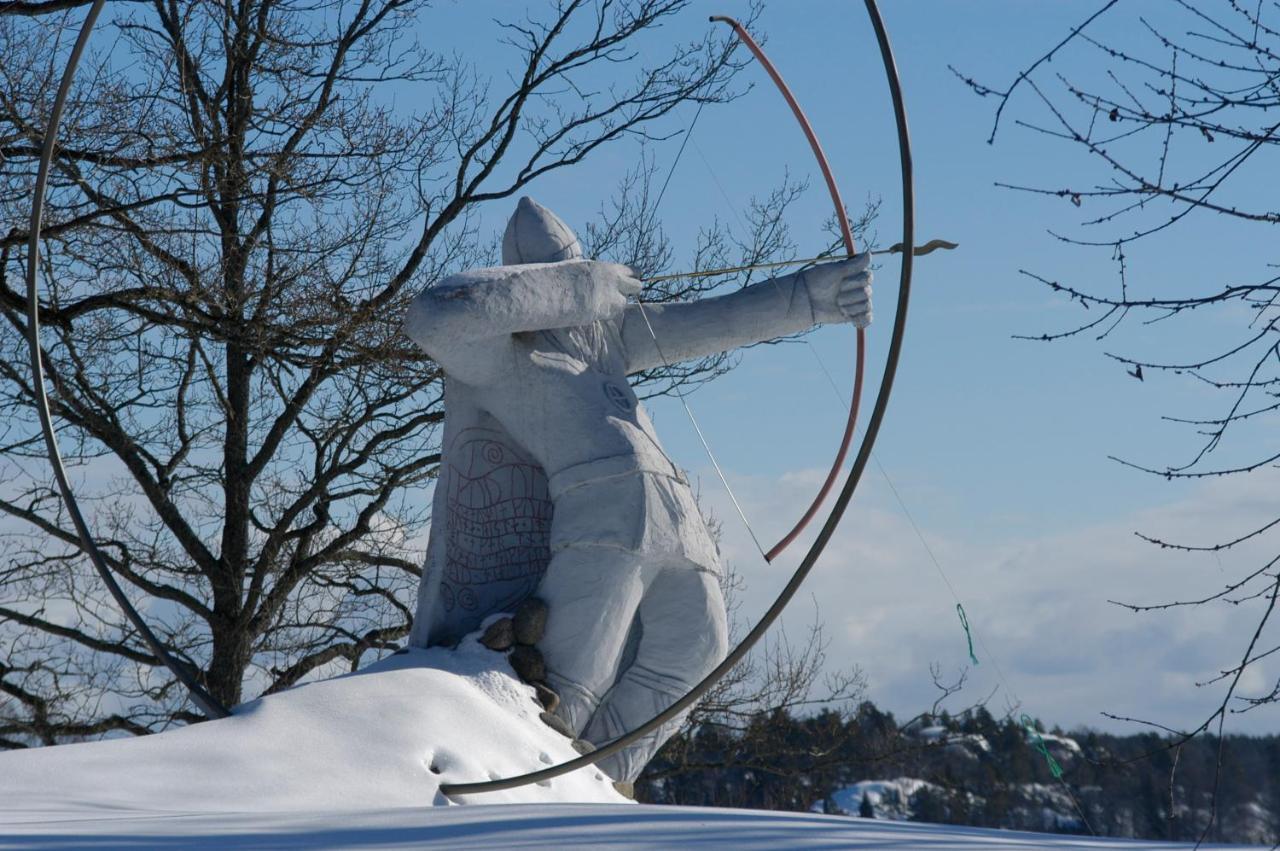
<box><xmin>479</xmin><ymin>617</ymin><xmax>515</xmax><ymax>652</ymax></box>
<box><xmin>508</xmin><ymin>644</ymin><xmax>546</xmax><ymax>684</ymax></box>
<box><xmin>570</xmin><ymin>738</ymin><xmax>596</xmax><ymax>755</ymax></box>
<box><xmin>539</xmin><ymin>710</ymin><xmax>575</xmax><ymax>739</ymax></box>
<box><xmin>512</xmin><ymin>598</ymin><xmax>549</xmax><ymax>645</ymax></box>
<box><xmin>532</xmin><ymin>681</ymin><xmax>559</xmax><ymax>713</ymax></box>
<box><xmin>612</xmin><ymin>780</ymin><xmax>635</xmax><ymax>800</ymax></box>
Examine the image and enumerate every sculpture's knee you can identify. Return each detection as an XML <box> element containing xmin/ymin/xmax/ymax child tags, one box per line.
<box><xmin>706</xmin><ymin>594</ymin><xmax>729</xmax><ymax>670</ymax></box>
<box><xmin>685</xmin><ymin>570</ymin><xmax>729</xmax><ymax>679</ymax></box>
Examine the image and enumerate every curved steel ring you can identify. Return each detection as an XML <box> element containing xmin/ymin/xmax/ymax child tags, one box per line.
<box><xmin>29</xmin><ymin>0</ymin><xmax>913</xmax><ymax>771</ymax></box>
<box><xmin>440</xmin><ymin>0</ymin><xmax>915</xmax><ymax>796</ymax></box>
<box><xmin>25</xmin><ymin>0</ymin><xmax>229</xmax><ymax>720</ymax></box>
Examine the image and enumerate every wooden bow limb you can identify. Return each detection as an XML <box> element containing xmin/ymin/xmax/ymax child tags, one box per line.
<box><xmin>642</xmin><ymin>239</ymin><xmax>956</xmax><ymax>284</ymax></box>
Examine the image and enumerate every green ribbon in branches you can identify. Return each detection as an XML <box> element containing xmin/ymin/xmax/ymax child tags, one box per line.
<box><xmin>1021</xmin><ymin>713</ymin><xmax>1065</xmax><ymax>779</ymax></box>
<box><xmin>956</xmin><ymin>603</ymin><xmax>979</xmax><ymax>666</ymax></box>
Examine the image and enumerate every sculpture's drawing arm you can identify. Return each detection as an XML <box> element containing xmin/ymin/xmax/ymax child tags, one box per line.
<box><xmin>404</xmin><ymin>260</ymin><xmax>640</xmax><ymax>381</ymax></box>
<box><xmin>621</xmin><ymin>254</ymin><xmax>871</xmax><ymax>374</ymax></box>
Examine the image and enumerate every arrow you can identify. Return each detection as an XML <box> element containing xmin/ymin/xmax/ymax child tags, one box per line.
<box><xmin>642</xmin><ymin>239</ymin><xmax>957</xmax><ymax>284</ymax></box>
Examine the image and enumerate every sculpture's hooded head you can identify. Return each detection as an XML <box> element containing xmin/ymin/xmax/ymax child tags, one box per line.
<box><xmin>502</xmin><ymin>196</ymin><xmax>583</xmax><ymax>265</ymax></box>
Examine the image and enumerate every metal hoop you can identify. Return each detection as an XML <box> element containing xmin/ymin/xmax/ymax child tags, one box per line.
<box><xmin>440</xmin><ymin>0</ymin><xmax>915</xmax><ymax>795</ymax></box>
<box><xmin>26</xmin><ymin>0</ymin><xmax>915</xmax><ymax>773</ymax></box>
<box><xmin>25</xmin><ymin>0</ymin><xmax>230</xmax><ymax>720</ymax></box>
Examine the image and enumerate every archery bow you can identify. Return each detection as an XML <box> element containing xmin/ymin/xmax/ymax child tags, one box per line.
<box><xmin>441</xmin><ymin>0</ymin><xmax>916</xmax><ymax>794</ymax></box>
<box><xmin>708</xmin><ymin>14</ymin><xmax>864</xmax><ymax>564</ymax></box>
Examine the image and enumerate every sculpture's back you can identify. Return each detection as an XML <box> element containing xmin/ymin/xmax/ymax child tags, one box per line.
<box><xmin>410</xmin><ymin>391</ymin><xmax>552</xmax><ymax>647</ymax></box>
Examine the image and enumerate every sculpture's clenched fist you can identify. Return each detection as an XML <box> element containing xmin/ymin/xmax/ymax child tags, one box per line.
<box><xmin>593</xmin><ymin>261</ymin><xmax>643</xmax><ymax>317</ymax></box>
<box><xmin>604</xmin><ymin>262</ymin><xmax>643</xmax><ymax>297</ymax></box>
<box><xmin>801</xmin><ymin>253</ymin><xmax>873</xmax><ymax>328</ymax></box>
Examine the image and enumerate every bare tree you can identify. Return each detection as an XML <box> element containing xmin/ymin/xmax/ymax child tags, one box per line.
<box><xmin>0</xmin><ymin>0</ymin><xmax>784</xmax><ymax>746</ymax></box>
<box><xmin>956</xmin><ymin>1</ymin><xmax>1280</xmax><ymax>839</ymax></box>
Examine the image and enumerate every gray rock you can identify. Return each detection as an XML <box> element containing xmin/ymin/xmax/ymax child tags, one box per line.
<box><xmin>539</xmin><ymin>710</ymin><xmax>575</xmax><ymax>739</ymax></box>
<box><xmin>512</xmin><ymin>597</ymin><xmax>549</xmax><ymax>646</ymax></box>
<box><xmin>612</xmin><ymin>780</ymin><xmax>635</xmax><ymax>800</ymax></box>
<box><xmin>571</xmin><ymin>738</ymin><xmax>596</xmax><ymax>755</ymax></box>
<box><xmin>479</xmin><ymin>617</ymin><xmax>515</xmax><ymax>652</ymax></box>
<box><xmin>509</xmin><ymin>644</ymin><xmax>546</xmax><ymax>683</ymax></box>
<box><xmin>532</xmin><ymin>681</ymin><xmax>559</xmax><ymax>713</ymax></box>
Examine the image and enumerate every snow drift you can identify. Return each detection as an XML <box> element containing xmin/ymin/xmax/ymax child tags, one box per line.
<box><xmin>0</xmin><ymin>638</ymin><xmax>623</xmax><ymax>818</ymax></box>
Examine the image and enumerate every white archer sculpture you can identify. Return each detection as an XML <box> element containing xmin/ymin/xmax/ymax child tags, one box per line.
<box><xmin>404</xmin><ymin>196</ymin><xmax>872</xmax><ymax>783</ymax></box>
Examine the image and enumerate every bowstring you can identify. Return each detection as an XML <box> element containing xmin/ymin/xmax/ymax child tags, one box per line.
<box><xmin>637</xmin><ymin>98</ymin><xmax>849</xmax><ymax>563</ymax></box>
<box><xmin>651</xmin><ymin>100</ymin><xmax>705</xmax><ymax>213</ymax></box>
<box><xmin>631</xmin><ymin>301</ymin><xmax>766</xmax><ymax>558</ymax></box>
<box><xmin>636</xmin><ymin>100</ymin><xmax>769</xmax><ymax>560</ymax></box>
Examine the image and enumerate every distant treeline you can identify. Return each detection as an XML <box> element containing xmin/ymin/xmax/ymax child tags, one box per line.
<box><xmin>638</xmin><ymin>702</ymin><xmax>1280</xmax><ymax>845</ymax></box>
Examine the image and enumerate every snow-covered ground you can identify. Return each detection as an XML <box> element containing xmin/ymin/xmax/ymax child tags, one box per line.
<box><xmin>2</xmin><ymin>803</ymin><xmax>1265</xmax><ymax>849</ymax></box>
<box><xmin>0</xmin><ymin>639</ymin><xmax>622</xmax><ymax>815</ymax></box>
<box><xmin>0</xmin><ymin>639</ymin><xmax>1263</xmax><ymax>849</ymax></box>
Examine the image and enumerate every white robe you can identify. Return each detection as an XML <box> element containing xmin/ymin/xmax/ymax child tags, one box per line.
<box><xmin>404</xmin><ymin>259</ymin><xmax>831</xmax><ymax>779</ymax></box>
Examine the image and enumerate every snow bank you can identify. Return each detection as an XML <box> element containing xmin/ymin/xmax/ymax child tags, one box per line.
<box><xmin>828</xmin><ymin>777</ymin><xmax>942</xmax><ymax>820</ymax></box>
<box><xmin>912</xmin><ymin>724</ymin><xmax>992</xmax><ymax>757</ymax></box>
<box><xmin>1033</xmin><ymin>730</ymin><xmax>1084</xmax><ymax>755</ymax></box>
<box><xmin>0</xmin><ymin>639</ymin><xmax>623</xmax><ymax>819</ymax></box>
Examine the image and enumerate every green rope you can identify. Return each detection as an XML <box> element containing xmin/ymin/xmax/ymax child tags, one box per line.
<box><xmin>1021</xmin><ymin>713</ymin><xmax>1065</xmax><ymax>779</ymax></box>
<box><xmin>955</xmin><ymin>603</ymin><xmax>979</xmax><ymax>666</ymax></box>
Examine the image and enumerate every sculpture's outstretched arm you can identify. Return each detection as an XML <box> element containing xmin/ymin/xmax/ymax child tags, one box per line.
<box><xmin>404</xmin><ymin>260</ymin><xmax>640</xmax><ymax>379</ymax></box>
<box><xmin>620</xmin><ymin>255</ymin><xmax>870</xmax><ymax>375</ymax></box>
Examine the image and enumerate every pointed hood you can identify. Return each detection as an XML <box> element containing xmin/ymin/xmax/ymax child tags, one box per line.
<box><xmin>501</xmin><ymin>196</ymin><xmax>583</xmax><ymax>265</ymax></box>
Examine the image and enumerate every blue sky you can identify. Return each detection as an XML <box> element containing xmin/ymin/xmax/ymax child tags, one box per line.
<box><xmin>417</xmin><ymin>1</ymin><xmax>1280</xmax><ymax>735</ymax></box>
<box><xmin>417</xmin><ymin>0</ymin><xmax>1280</xmax><ymax>735</ymax></box>
<box><xmin>28</xmin><ymin>1</ymin><xmax>1268</xmax><ymax>737</ymax></box>
<box><xmin>4</xmin><ymin>6</ymin><xmax>1277</xmax><ymax>798</ymax></box>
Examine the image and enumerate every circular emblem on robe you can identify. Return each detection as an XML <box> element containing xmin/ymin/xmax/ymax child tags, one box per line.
<box><xmin>602</xmin><ymin>380</ymin><xmax>635</xmax><ymax>412</ymax></box>
<box><xmin>483</xmin><ymin>442</ymin><xmax>504</xmax><ymax>465</ymax></box>
<box><xmin>458</xmin><ymin>586</ymin><xmax>478</xmax><ymax>611</ymax></box>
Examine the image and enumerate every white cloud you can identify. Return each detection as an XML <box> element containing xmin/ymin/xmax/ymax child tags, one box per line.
<box><xmin>698</xmin><ymin>463</ymin><xmax>1280</xmax><ymax>734</ymax></box>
